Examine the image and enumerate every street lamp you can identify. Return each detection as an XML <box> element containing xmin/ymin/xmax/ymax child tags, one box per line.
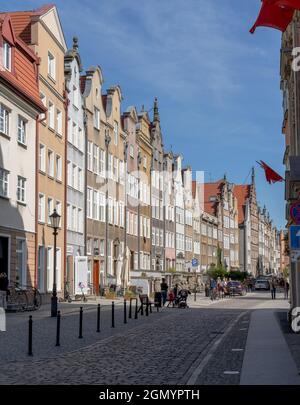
<box><xmin>49</xmin><ymin>209</ymin><xmax>61</xmax><ymax>317</ymax></box>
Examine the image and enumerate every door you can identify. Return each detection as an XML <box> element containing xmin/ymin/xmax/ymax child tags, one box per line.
<box><xmin>0</xmin><ymin>236</ymin><xmax>9</xmax><ymax>277</ymax></box>
<box><xmin>93</xmin><ymin>261</ymin><xmax>100</xmax><ymax>295</ymax></box>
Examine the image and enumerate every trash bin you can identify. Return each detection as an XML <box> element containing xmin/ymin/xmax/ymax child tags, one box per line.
<box><xmin>154</xmin><ymin>292</ymin><xmax>162</xmax><ymax>307</ymax></box>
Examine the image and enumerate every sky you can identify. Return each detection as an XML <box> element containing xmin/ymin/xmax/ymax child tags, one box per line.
<box><xmin>1</xmin><ymin>0</ymin><xmax>286</xmax><ymax>228</ymax></box>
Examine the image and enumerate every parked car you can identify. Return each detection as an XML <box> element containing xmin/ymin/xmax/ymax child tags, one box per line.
<box><xmin>254</xmin><ymin>279</ymin><xmax>270</xmax><ymax>291</ymax></box>
<box><xmin>224</xmin><ymin>281</ymin><xmax>247</xmax><ymax>296</ymax></box>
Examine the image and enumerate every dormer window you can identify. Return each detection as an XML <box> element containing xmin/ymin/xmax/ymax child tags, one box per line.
<box><xmin>3</xmin><ymin>42</ymin><xmax>11</xmax><ymax>71</ymax></box>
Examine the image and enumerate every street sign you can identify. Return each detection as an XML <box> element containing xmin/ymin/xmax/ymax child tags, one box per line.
<box><xmin>290</xmin><ymin>225</ymin><xmax>300</xmax><ymax>250</ymax></box>
<box><xmin>291</xmin><ymin>250</ymin><xmax>300</xmax><ymax>263</ymax></box>
<box><xmin>290</xmin><ymin>201</ymin><xmax>300</xmax><ymax>224</ymax></box>
<box><xmin>192</xmin><ymin>258</ymin><xmax>198</xmax><ymax>267</ymax></box>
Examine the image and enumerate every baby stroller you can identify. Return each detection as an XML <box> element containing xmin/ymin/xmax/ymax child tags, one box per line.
<box><xmin>175</xmin><ymin>289</ymin><xmax>190</xmax><ymax>308</ymax></box>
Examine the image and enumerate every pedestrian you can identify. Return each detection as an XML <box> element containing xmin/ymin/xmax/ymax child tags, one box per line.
<box><xmin>270</xmin><ymin>278</ymin><xmax>277</xmax><ymax>300</ymax></box>
<box><xmin>0</xmin><ymin>272</ymin><xmax>9</xmax><ymax>310</ymax></box>
<box><xmin>173</xmin><ymin>283</ymin><xmax>178</xmax><ymax>299</ymax></box>
<box><xmin>160</xmin><ymin>278</ymin><xmax>168</xmax><ymax>306</ymax></box>
<box><xmin>284</xmin><ymin>281</ymin><xmax>289</xmax><ymax>300</ymax></box>
<box><xmin>210</xmin><ymin>278</ymin><xmax>217</xmax><ymax>300</ymax></box>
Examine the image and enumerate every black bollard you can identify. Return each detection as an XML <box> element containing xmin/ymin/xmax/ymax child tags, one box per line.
<box><xmin>145</xmin><ymin>301</ymin><xmax>149</xmax><ymax>316</ymax></box>
<box><xmin>56</xmin><ymin>311</ymin><xmax>61</xmax><ymax>346</ymax></box>
<box><xmin>134</xmin><ymin>298</ymin><xmax>138</xmax><ymax>319</ymax></box>
<box><xmin>96</xmin><ymin>304</ymin><xmax>100</xmax><ymax>333</ymax></box>
<box><xmin>28</xmin><ymin>315</ymin><xmax>33</xmax><ymax>356</ymax></box>
<box><xmin>124</xmin><ymin>299</ymin><xmax>127</xmax><ymax>324</ymax></box>
<box><xmin>129</xmin><ymin>298</ymin><xmax>132</xmax><ymax>319</ymax></box>
<box><xmin>78</xmin><ymin>307</ymin><xmax>83</xmax><ymax>339</ymax></box>
<box><xmin>111</xmin><ymin>301</ymin><xmax>115</xmax><ymax>328</ymax></box>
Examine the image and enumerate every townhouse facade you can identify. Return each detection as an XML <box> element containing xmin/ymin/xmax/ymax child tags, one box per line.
<box><xmin>0</xmin><ymin>14</ymin><xmax>45</xmax><ymax>286</ymax></box>
<box><xmin>65</xmin><ymin>37</ymin><xmax>86</xmax><ymax>295</ymax></box>
<box><xmin>82</xmin><ymin>66</ymin><xmax>107</xmax><ymax>295</ymax></box>
<box><xmin>280</xmin><ymin>12</ymin><xmax>300</xmax><ymax>310</ymax></box>
<box><xmin>151</xmin><ymin>98</ymin><xmax>165</xmax><ymax>274</ymax></box>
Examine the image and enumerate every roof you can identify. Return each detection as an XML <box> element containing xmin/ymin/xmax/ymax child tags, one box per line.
<box><xmin>0</xmin><ymin>14</ymin><xmax>45</xmax><ymax>112</ymax></box>
<box><xmin>204</xmin><ymin>180</ymin><xmax>224</xmax><ymax>216</ymax></box>
<box><xmin>0</xmin><ymin>4</ymin><xmax>55</xmax><ymax>44</ymax></box>
<box><xmin>234</xmin><ymin>185</ymin><xmax>251</xmax><ymax>225</ymax></box>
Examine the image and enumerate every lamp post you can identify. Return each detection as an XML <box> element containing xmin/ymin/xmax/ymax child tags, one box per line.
<box><xmin>49</xmin><ymin>209</ymin><xmax>61</xmax><ymax>317</ymax></box>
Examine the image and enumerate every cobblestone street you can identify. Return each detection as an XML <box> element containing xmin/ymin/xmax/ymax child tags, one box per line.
<box><xmin>0</xmin><ymin>292</ymin><xmax>294</xmax><ymax>385</ymax></box>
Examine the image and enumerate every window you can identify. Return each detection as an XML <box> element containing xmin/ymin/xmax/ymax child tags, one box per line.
<box><xmin>72</xmin><ymin>164</ymin><xmax>77</xmax><ymax>189</ymax></box>
<box><xmin>48</xmin><ymin>52</ymin><xmax>56</xmax><ymax>80</ymax></box>
<box><xmin>17</xmin><ymin>116</ymin><xmax>26</xmax><ymax>145</ymax></box>
<box><xmin>99</xmin><ymin>149</ymin><xmax>105</xmax><ymax>177</ymax></box>
<box><xmin>67</xmin><ymin>204</ymin><xmax>71</xmax><ymax>230</ymax></box>
<box><xmin>94</xmin><ymin>107</ymin><xmax>100</xmax><ymax>129</ymax></box>
<box><xmin>72</xmin><ymin>206</ymin><xmax>77</xmax><ymax>231</ymax></box>
<box><xmin>113</xmin><ymin>121</ymin><xmax>118</xmax><ymax>145</ymax></box>
<box><xmin>113</xmin><ymin>157</ymin><xmax>118</xmax><ymax>181</ymax></box>
<box><xmin>93</xmin><ymin>190</ymin><xmax>98</xmax><ymax>220</ymax></box>
<box><xmin>0</xmin><ymin>104</ymin><xmax>9</xmax><ymax>135</ymax></box>
<box><xmin>38</xmin><ymin>193</ymin><xmax>45</xmax><ymax>222</ymax></box>
<box><xmin>224</xmin><ymin>235</ymin><xmax>230</xmax><ymax>250</ymax></box>
<box><xmin>48</xmin><ymin>150</ymin><xmax>54</xmax><ymax>177</ymax></box>
<box><xmin>87</xmin><ymin>188</ymin><xmax>93</xmax><ymax>218</ymax></box>
<box><xmin>119</xmin><ymin>202</ymin><xmax>124</xmax><ymax>227</ymax></box>
<box><xmin>108</xmin><ymin>154</ymin><xmax>113</xmax><ymax>179</ymax></box>
<box><xmin>108</xmin><ymin>198</ymin><xmax>113</xmax><ymax>224</ymax></box>
<box><xmin>16</xmin><ymin>239</ymin><xmax>26</xmax><ymax>285</ymax></box>
<box><xmin>73</xmin><ymin>85</ymin><xmax>79</xmax><ymax>108</ymax></box>
<box><xmin>78</xmin><ymin>168</ymin><xmax>83</xmax><ymax>191</ymax></box>
<box><xmin>113</xmin><ymin>200</ymin><xmax>118</xmax><ymax>226</ymax></box>
<box><xmin>3</xmin><ymin>41</ymin><xmax>11</xmax><ymax>71</ymax></box>
<box><xmin>39</xmin><ymin>144</ymin><xmax>46</xmax><ymax>172</ymax></box>
<box><xmin>93</xmin><ymin>145</ymin><xmax>99</xmax><ymax>174</ymax></box>
<box><xmin>87</xmin><ymin>141</ymin><xmax>93</xmax><ymax>171</ymax></box>
<box><xmin>78</xmin><ymin>127</ymin><xmax>83</xmax><ymax>151</ymax></box>
<box><xmin>55</xmin><ymin>200</ymin><xmax>62</xmax><ymax>216</ymax></box>
<box><xmin>48</xmin><ymin>101</ymin><xmax>54</xmax><ymax>129</ymax></box>
<box><xmin>99</xmin><ymin>193</ymin><xmax>105</xmax><ymax>222</ymax></box>
<box><xmin>17</xmin><ymin>176</ymin><xmax>26</xmax><ymax>203</ymax></box>
<box><xmin>56</xmin><ymin>155</ymin><xmax>62</xmax><ymax>181</ymax></box>
<box><xmin>224</xmin><ymin>216</ymin><xmax>229</xmax><ymax>229</ymax></box>
<box><xmin>0</xmin><ymin>168</ymin><xmax>9</xmax><ymax>198</ymax></box>
<box><xmin>78</xmin><ymin>208</ymin><xmax>83</xmax><ymax>234</ymax></box>
<box><xmin>143</xmin><ymin>156</ymin><xmax>147</xmax><ymax>169</ymax></box>
<box><xmin>129</xmin><ymin>144</ymin><xmax>134</xmax><ymax>158</ymax></box>
<box><xmin>56</xmin><ymin>109</ymin><xmax>62</xmax><ymax>135</ymax></box>
<box><xmin>47</xmin><ymin>198</ymin><xmax>54</xmax><ymax>224</ymax></box>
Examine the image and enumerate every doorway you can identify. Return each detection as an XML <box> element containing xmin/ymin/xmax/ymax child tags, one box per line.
<box><xmin>0</xmin><ymin>236</ymin><xmax>9</xmax><ymax>277</ymax></box>
<box><xmin>93</xmin><ymin>260</ymin><xmax>100</xmax><ymax>295</ymax></box>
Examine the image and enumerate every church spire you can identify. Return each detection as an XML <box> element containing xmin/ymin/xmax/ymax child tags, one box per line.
<box><xmin>251</xmin><ymin>166</ymin><xmax>255</xmax><ymax>186</ymax></box>
<box><xmin>153</xmin><ymin>97</ymin><xmax>160</xmax><ymax>122</ymax></box>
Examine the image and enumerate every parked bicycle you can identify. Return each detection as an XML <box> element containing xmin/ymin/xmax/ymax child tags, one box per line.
<box><xmin>7</xmin><ymin>282</ymin><xmax>41</xmax><ymax>312</ymax></box>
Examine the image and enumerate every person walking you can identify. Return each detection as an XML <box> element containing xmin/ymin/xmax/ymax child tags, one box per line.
<box><xmin>284</xmin><ymin>280</ymin><xmax>289</xmax><ymax>300</ymax></box>
<box><xmin>210</xmin><ymin>278</ymin><xmax>217</xmax><ymax>300</ymax></box>
<box><xmin>160</xmin><ymin>278</ymin><xmax>168</xmax><ymax>306</ymax></box>
<box><xmin>173</xmin><ymin>283</ymin><xmax>179</xmax><ymax>299</ymax></box>
<box><xmin>0</xmin><ymin>272</ymin><xmax>9</xmax><ymax>310</ymax></box>
<box><xmin>270</xmin><ymin>278</ymin><xmax>277</xmax><ymax>300</ymax></box>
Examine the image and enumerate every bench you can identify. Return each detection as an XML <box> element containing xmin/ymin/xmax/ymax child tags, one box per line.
<box><xmin>138</xmin><ymin>294</ymin><xmax>160</xmax><ymax>315</ymax></box>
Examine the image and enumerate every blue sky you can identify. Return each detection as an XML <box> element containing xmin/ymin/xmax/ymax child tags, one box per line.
<box><xmin>2</xmin><ymin>0</ymin><xmax>286</xmax><ymax>228</ymax></box>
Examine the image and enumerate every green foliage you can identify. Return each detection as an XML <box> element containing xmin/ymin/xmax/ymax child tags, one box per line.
<box><xmin>207</xmin><ymin>263</ymin><xmax>227</xmax><ymax>280</ymax></box>
<box><xmin>282</xmin><ymin>267</ymin><xmax>289</xmax><ymax>280</ymax></box>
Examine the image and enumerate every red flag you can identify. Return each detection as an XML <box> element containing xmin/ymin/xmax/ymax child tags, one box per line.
<box><xmin>257</xmin><ymin>160</ymin><xmax>284</xmax><ymax>184</ymax></box>
<box><xmin>250</xmin><ymin>0</ymin><xmax>295</xmax><ymax>34</ymax></box>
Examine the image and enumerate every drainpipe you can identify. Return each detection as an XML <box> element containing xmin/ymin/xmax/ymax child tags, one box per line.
<box><xmin>63</xmin><ymin>90</ymin><xmax>69</xmax><ymax>297</ymax></box>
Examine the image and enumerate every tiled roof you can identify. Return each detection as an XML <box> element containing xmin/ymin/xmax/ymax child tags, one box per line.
<box><xmin>0</xmin><ymin>5</ymin><xmax>55</xmax><ymax>45</ymax></box>
<box><xmin>0</xmin><ymin>14</ymin><xmax>45</xmax><ymax>111</ymax></box>
<box><xmin>234</xmin><ymin>185</ymin><xmax>251</xmax><ymax>225</ymax></box>
<box><xmin>204</xmin><ymin>180</ymin><xmax>224</xmax><ymax>216</ymax></box>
